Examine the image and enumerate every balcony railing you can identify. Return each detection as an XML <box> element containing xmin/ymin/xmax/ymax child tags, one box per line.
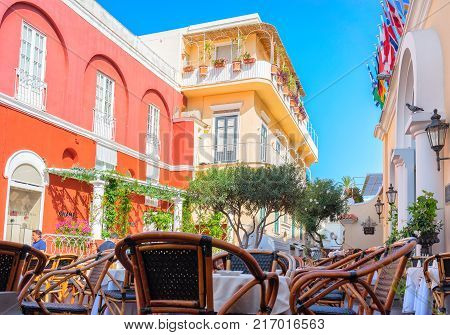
<box><xmin>14</xmin><ymin>68</ymin><xmax>47</xmax><ymax>111</ymax></box>
<box><xmin>42</xmin><ymin>234</ymin><xmax>95</xmax><ymax>257</ymax></box>
<box><xmin>182</xmin><ymin>60</ymin><xmax>318</xmax><ymax>156</ymax></box>
<box><xmin>93</xmin><ymin>108</ymin><xmax>116</xmax><ymax>140</ymax></box>
<box><xmin>197</xmin><ymin>141</ymin><xmax>295</xmax><ymax>166</ymax></box>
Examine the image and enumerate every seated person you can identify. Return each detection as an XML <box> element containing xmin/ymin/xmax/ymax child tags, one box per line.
<box><xmin>31</xmin><ymin>230</ymin><xmax>46</xmax><ymax>251</ymax></box>
<box><xmin>96</xmin><ymin>234</ymin><xmax>119</xmax><ymax>253</ymax></box>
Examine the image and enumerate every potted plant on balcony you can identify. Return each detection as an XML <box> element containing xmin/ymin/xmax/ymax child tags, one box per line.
<box><xmin>271</xmin><ymin>63</ymin><xmax>278</xmax><ymax>75</ymax></box>
<box><xmin>183</xmin><ymin>64</ymin><xmax>194</xmax><ymax>73</ymax></box>
<box><xmin>290</xmin><ymin>94</ymin><xmax>298</xmax><ymax>107</ymax></box>
<box><xmin>299</xmin><ymin>104</ymin><xmax>307</xmax><ymax>121</ymax></box>
<box><xmin>213</xmin><ymin>58</ymin><xmax>226</xmax><ymax>68</ymax></box>
<box><xmin>199</xmin><ymin>40</ymin><xmax>213</xmax><ymax>76</ymax></box>
<box><xmin>232</xmin><ymin>56</ymin><xmax>242</xmax><ymax>72</ymax></box>
<box><xmin>402</xmin><ymin>191</ymin><xmax>443</xmax><ymax>256</ymax></box>
<box><xmin>280</xmin><ymin>65</ymin><xmax>290</xmax><ymax>95</ymax></box>
<box><xmin>242</xmin><ymin>51</ymin><xmax>256</xmax><ymax>64</ymax></box>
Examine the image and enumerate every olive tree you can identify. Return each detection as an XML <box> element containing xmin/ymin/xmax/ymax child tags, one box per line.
<box><xmin>188</xmin><ymin>164</ymin><xmax>304</xmax><ymax>248</ymax></box>
<box><xmin>294</xmin><ymin>178</ymin><xmax>348</xmax><ymax>247</ymax></box>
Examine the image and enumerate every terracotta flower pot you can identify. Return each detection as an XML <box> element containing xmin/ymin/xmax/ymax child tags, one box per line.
<box><xmin>290</xmin><ymin>98</ymin><xmax>297</xmax><ymax>107</ymax></box>
<box><xmin>271</xmin><ymin>64</ymin><xmax>278</xmax><ymax>75</ymax></box>
<box><xmin>214</xmin><ymin>60</ymin><xmax>226</xmax><ymax>68</ymax></box>
<box><xmin>183</xmin><ymin>65</ymin><xmax>193</xmax><ymax>73</ymax></box>
<box><xmin>282</xmin><ymin>85</ymin><xmax>289</xmax><ymax>95</ymax></box>
<box><xmin>243</xmin><ymin>57</ymin><xmax>256</xmax><ymax>64</ymax></box>
<box><xmin>276</xmin><ymin>75</ymin><xmax>283</xmax><ymax>85</ymax></box>
<box><xmin>293</xmin><ymin>106</ymin><xmax>300</xmax><ymax>113</ymax></box>
<box><xmin>232</xmin><ymin>60</ymin><xmax>241</xmax><ymax>72</ymax></box>
<box><xmin>199</xmin><ymin>65</ymin><xmax>208</xmax><ymax>76</ymax></box>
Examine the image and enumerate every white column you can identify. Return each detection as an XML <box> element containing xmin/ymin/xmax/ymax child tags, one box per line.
<box><xmin>91</xmin><ymin>179</ymin><xmax>106</xmax><ymax>240</ymax></box>
<box><xmin>412</xmin><ymin>125</ymin><xmax>445</xmax><ymax>252</ymax></box>
<box><xmin>173</xmin><ymin>196</ymin><xmax>183</xmax><ymax>231</ymax></box>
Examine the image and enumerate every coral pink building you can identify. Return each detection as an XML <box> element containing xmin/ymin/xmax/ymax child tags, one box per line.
<box><xmin>0</xmin><ymin>0</ymin><xmax>194</xmax><ymax>243</ymax></box>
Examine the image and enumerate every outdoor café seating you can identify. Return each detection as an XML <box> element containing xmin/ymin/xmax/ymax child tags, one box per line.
<box><xmin>424</xmin><ymin>252</ymin><xmax>450</xmax><ymax>313</ymax></box>
<box><xmin>289</xmin><ymin>238</ymin><xmax>416</xmax><ymax>315</ymax></box>
<box><xmin>21</xmin><ymin>251</ymin><xmax>114</xmax><ymax>314</ymax></box>
<box><xmin>115</xmin><ymin>232</ymin><xmax>280</xmax><ymax>315</ymax></box>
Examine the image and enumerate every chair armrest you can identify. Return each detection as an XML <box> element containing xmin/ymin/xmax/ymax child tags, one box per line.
<box><xmin>423</xmin><ymin>255</ymin><xmax>436</xmax><ymax>285</ymax></box>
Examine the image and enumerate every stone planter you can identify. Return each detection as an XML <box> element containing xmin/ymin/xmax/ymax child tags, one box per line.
<box><xmin>417</xmin><ymin>232</ymin><xmax>440</xmax><ymax>256</ymax></box>
<box><xmin>199</xmin><ymin>65</ymin><xmax>208</xmax><ymax>76</ymax></box>
<box><xmin>232</xmin><ymin>60</ymin><xmax>241</xmax><ymax>72</ymax></box>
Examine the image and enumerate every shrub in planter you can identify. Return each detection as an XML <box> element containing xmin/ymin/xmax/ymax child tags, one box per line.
<box><xmin>402</xmin><ymin>191</ymin><xmax>443</xmax><ymax>255</ymax></box>
<box><xmin>199</xmin><ymin>65</ymin><xmax>208</xmax><ymax>76</ymax></box>
<box><xmin>242</xmin><ymin>52</ymin><xmax>256</xmax><ymax>64</ymax></box>
<box><xmin>213</xmin><ymin>58</ymin><xmax>226</xmax><ymax>68</ymax></box>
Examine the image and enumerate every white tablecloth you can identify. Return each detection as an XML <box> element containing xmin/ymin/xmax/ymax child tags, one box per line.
<box><xmin>402</xmin><ymin>265</ymin><xmax>449</xmax><ymax>315</ymax></box>
<box><xmin>92</xmin><ymin>269</ymin><xmax>290</xmax><ymax>315</ymax></box>
<box><xmin>213</xmin><ymin>273</ymin><xmax>291</xmax><ymax>314</ymax></box>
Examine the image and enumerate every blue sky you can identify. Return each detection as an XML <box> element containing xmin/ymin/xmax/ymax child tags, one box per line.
<box><xmin>97</xmin><ymin>0</ymin><xmax>382</xmax><ymax>184</ymax></box>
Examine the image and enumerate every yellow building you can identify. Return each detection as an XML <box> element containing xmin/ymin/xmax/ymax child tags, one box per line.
<box><xmin>141</xmin><ymin>14</ymin><xmax>318</xmax><ymax>249</ymax></box>
<box><xmin>374</xmin><ymin>0</ymin><xmax>450</xmax><ymax>252</ymax></box>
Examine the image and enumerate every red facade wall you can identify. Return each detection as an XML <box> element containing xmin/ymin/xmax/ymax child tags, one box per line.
<box><xmin>0</xmin><ymin>1</ymin><xmax>194</xmax><ymax>239</ymax></box>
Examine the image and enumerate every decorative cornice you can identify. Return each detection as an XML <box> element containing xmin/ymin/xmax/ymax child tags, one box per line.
<box><xmin>0</xmin><ymin>93</ymin><xmax>194</xmax><ymax>172</ymax></box>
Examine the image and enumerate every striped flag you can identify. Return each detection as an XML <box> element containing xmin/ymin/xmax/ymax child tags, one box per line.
<box><xmin>386</xmin><ymin>0</ymin><xmax>404</xmax><ymax>35</ymax></box>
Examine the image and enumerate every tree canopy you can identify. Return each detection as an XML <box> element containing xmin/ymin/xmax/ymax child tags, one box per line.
<box><xmin>188</xmin><ymin>164</ymin><xmax>305</xmax><ymax>248</ymax></box>
<box><xmin>294</xmin><ymin>179</ymin><xmax>348</xmax><ymax>247</ymax></box>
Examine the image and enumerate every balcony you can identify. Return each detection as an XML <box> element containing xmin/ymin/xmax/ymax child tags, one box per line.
<box><xmin>196</xmin><ymin>141</ymin><xmax>297</xmax><ymax>167</ymax></box>
<box><xmin>93</xmin><ymin>109</ymin><xmax>116</xmax><ymax>140</ymax></box>
<box><xmin>182</xmin><ymin>60</ymin><xmax>318</xmax><ymax>158</ymax></box>
<box><xmin>14</xmin><ymin>68</ymin><xmax>47</xmax><ymax>111</ymax></box>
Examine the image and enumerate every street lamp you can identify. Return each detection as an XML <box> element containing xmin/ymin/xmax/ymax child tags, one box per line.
<box><xmin>385</xmin><ymin>184</ymin><xmax>397</xmax><ymax>206</ymax></box>
<box><xmin>425</xmin><ymin>109</ymin><xmax>449</xmax><ymax>171</ymax></box>
<box><xmin>374</xmin><ymin>197</ymin><xmax>384</xmax><ymax>222</ymax></box>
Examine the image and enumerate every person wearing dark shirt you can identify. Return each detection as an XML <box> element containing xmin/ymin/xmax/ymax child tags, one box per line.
<box><xmin>96</xmin><ymin>234</ymin><xmax>118</xmax><ymax>253</ymax></box>
<box><xmin>31</xmin><ymin>230</ymin><xmax>46</xmax><ymax>251</ymax></box>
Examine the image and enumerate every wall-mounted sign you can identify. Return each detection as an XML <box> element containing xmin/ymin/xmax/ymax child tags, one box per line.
<box><xmin>363</xmin><ymin>227</ymin><xmax>375</xmax><ymax>235</ymax></box>
<box><xmin>58</xmin><ymin>211</ymin><xmax>77</xmax><ymax>219</ymax></box>
<box><xmin>361</xmin><ymin>216</ymin><xmax>377</xmax><ymax>235</ymax></box>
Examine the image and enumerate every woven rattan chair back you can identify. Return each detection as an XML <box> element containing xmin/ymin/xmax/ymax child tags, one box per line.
<box><xmin>228</xmin><ymin>251</ymin><xmax>276</xmax><ymax>274</ymax></box>
<box><xmin>116</xmin><ymin>232</ymin><xmax>280</xmax><ymax>315</ymax></box>
<box><xmin>370</xmin><ymin>240</ymin><xmax>414</xmax><ymax>312</ymax></box>
<box><xmin>437</xmin><ymin>254</ymin><xmax>450</xmax><ymax>282</ymax></box>
<box><xmin>0</xmin><ymin>241</ymin><xmax>46</xmax><ymax>293</ymax></box>
<box><xmin>117</xmin><ymin>233</ymin><xmax>214</xmax><ymax>314</ymax></box>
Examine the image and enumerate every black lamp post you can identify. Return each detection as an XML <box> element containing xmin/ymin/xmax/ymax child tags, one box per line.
<box><xmin>385</xmin><ymin>184</ymin><xmax>397</xmax><ymax>206</ymax></box>
<box><xmin>374</xmin><ymin>197</ymin><xmax>384</xmax><ymax>222</ymax></box>
<box><xmin>425</xmin><ymin>109</ymin><xmax>449</xmax><ymax>171</ymax></box>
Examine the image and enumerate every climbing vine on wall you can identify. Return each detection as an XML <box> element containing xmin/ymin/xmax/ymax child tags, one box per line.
<box><xmin>47</xmin><ymin>167</ymin><xmax>182</xmax><ymax>238</ymax></box>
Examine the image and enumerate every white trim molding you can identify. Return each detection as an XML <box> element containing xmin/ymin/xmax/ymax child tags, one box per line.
<box><xmin>209</xmin><ymin>102</ymin><xmax>243</xmax><ymax>113</ymax></box>
<box><xmin>0</xmin><ymin>93</ymin><xmax>194</xmax><ymax>172</ymax></box>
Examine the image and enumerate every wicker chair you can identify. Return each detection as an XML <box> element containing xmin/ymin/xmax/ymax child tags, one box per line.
<box><xmin>115</xmin><ymin>232</ymin><xmax>279</xmax><ymax>315</ymax></box>
<box><xmin>21</xmin><ymin>251</ymin><xmax>114</xmax><ymax>314</ymax></box>
<box><xmin>98</xmin><ymin>267</ymin><xmax>136</xmax><ymax>315</ymax></box>
<box><xmin>290</xmin><ymin>238</ymin><xmax>416</xmax><ymax>315</ymax></box>
<box><xmin>213</xmin><ymin>250</ymin><xmax>289</xmax><ymax>276</ymax></box>
<box><xmin>424</xmin><ymin>252</ymin><xmax>450</xmax><ymax>313</ymax></box>
<box><xmin>0</xmin><ymin>241</ymin><xmax>47</xmax><ymax>302</ymax></box>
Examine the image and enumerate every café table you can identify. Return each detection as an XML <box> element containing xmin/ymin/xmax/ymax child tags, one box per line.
<box><xmin>91</xmin><ymin>269</ymin><xmax>291</xmax><ymax>315</ymax></box>
<box><xmin>402</xmin><ymin>262</ymin><xmax>449</xmax><ymax>314</ymax></box>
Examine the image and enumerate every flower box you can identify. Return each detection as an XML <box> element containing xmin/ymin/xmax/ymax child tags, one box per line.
<box><xmin>199</xmin><ymin>65</ymin><xmax>208</xmax><ymax>76</ymax></box>
<box><xmin>271</xmin><ymin>64</ymin><xmax>278</xmax><ymax>75</ymax></box>
<box><xmin>183</xmin><ymin>65</ymin><xmax>194</xmax><ymax>73</ymax></box>
<box><xmin>213</xmin><ymin>59</ymin><xmax>226</xmax><ymax>68</ymax></box>
<box><xmin>243</xmin><ymin>57</ymin><xmax>256</xmax><ymax>64</ymax></box>
<box><xmin>232</xmin><ymin>60</ymin><xmax>241</xmax><ymax>72</ymax></box>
